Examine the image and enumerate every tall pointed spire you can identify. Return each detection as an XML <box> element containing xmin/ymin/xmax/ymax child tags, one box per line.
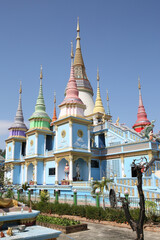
<box><xmin>106</xmin><ymin>89</ymin><xmax>110</xmax><ymax>115</ymax></box>
<box><xmin>93</xmin><ymin>68</ymin><xmax>105</xmax><ymax>114</ymax></box>
<box><xmin>74</xmin><ymin>17</ymin><xmax>84</xmax><ymax>66</ymax></box>
<box><xmin>9</xmin><ymin>82</ymin><xmax>27</xmax><ymax>137</ymax></box>
<box><xmin>29</xmin><ymin>66</ymin><xmax>51</xmax><ymax>129</ymax></box>
<box><xmin>73</xmin><ymin>17</ymin><xmax>94</xmax><ymax>116</ymax></box>
<box><xmin>59</xmin><ymin>44</ymin><xmax>86</xmax><ymax>118</ymax></box>
<box><xmin>133</xmin><ymin>77</ymin><xmax>150</xmax><ymax>133</ymax></box>
<box><xmin>51</xmin><ymin>92</ymin><xmax>57</xmax><ymax>126</ymax></box>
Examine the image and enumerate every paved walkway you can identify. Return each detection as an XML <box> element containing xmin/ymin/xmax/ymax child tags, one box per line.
<box><xmin>58</xmin><ymin>222</ymin><xmax>160</xmax><ymax>240</ymax></box>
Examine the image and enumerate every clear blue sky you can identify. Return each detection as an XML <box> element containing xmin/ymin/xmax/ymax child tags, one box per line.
<box><xmin>0</xmin><ymin>0</ymin><xmax>160</xmax><ymax>149</ymax></box>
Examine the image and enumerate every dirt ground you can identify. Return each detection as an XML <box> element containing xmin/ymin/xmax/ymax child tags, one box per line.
<box><xmin>58</xmin><ymin>221</ymin><xmax>160</xmax><ymax>240</ymax></box>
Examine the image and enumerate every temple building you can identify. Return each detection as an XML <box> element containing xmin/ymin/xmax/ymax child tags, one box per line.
<box><xmin>5</xmin><ymin>19</ymin><xmax>160</xmax><ymax>200</ymax></box>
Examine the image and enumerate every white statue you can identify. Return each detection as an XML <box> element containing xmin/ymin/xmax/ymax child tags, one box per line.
<box><xmin>76</xmin><ymin>163</ymin><xmax>80</xmax><ymax>180</ymax></box>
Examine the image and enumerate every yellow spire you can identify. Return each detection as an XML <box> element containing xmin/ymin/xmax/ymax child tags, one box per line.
<box><xmin>74</xmin><ymin>17</ymin><xmax>84</xmax><ymax>66</ymax></box>
<box><xmin>93</xmin><ymin>69</ymin><xmax>105</xmax><ymax>114</ymax></box>
<box><xmin>40</xmin><ymin>65</ymin><xmax>43</xmax><ymax>79</ymax></box>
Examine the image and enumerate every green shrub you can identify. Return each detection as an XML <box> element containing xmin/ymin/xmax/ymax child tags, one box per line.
<box><xmin>22</xmin><ymin>182</ymin><xmax>29</xmax><ymax>191</ymax></box>
<box><xmin>32</xmin><ymin>201</ymin><xmax>160</xmax><ymax>224</ymax></box>
<box><xmin>71</xmin><ymin>205</ymin><xmax>86</xmax><ymax>217</ymax></box>
<box><xmin>4</xmin><ymin>188</ymin><xmax>14</xmax><ymax>199</ymax></box>
<box><xmin>37</xmin><ymin>214</ymin><xmax>80</xmax><ymax>226</ymax></box>
<box><xmin>145</xmin><ymin>200</ymin><xmax>157</xmax><ymax>218</ymax></box>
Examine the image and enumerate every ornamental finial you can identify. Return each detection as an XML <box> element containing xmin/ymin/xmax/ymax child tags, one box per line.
<box><xmin>71</xmin><ymin>41</ymin><xmax>74</xmax><ymax>60</ymax></box>
<box><xmin>54</xmin><ymin>91</ymin><xmax>56</xmax><ymax>104</ymax></box>
<box><xmin>138</xmin><ymin>76</ymin><xmax>141</xmax><ymax>89</ymax></box>
<box><xmin>40</xmin><ymin>65</ymin><xmax>43</xmax><ymax>79</ymax></box>
<box><xmin>19</xmin><ymin>81</ymin><xmax>22</xmax><ymax>94</ymax></box>
<box><xmin>107</xmin><ymin>89</ymin><xmax>109</xmax><ymax>101</ymax></box>
<box><xmin>97</xmin><ymin>67</ymin><xmax>100</xmax><ymax>81</ymax></box>
<box><xmin>77</xmin><ymin>16</ymin><xmax>80</xmax><ymax>32</ymax></box>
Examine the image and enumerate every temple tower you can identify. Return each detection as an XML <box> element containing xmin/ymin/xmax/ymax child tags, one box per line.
<box><xmin>73</xmin><ymin>17</ymin><xmax>94</xmax><ymax>116</ymax></box>
<box><xmin>93</xmin><ymin>68</ymin><xmax>105</xmax><ymax>114</ymax></box>
<box><xmin>132</xmin><ymin>77</ymin><xmax>150</xmax><ymax>133</ymax></box>
<box><xmin>5</xmin><ymin>82</ymin><xmax>28</xmax><ymax>184</ymax></box>
<box><xmin>25</xmin><ymin>66</ymin><xmax>53</xmax><ymax>185</ymax></box>
<box><xmin>51</xmin><ymin>92</ymin><xmax>57</xmax><ymax>126</ymax></box>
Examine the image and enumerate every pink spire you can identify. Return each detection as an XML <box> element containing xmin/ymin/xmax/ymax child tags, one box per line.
<box><xmin>51</xmin><ymin>92</ymin><xmax>57</xmax><ymax>126</ymax></box>
<box><xmin>61</xmin><ymin>63</ymin><xmax>84</xmax><ymax>105</ymax></box>
<box><xmin>133</xmin><ymin>78</ymin><xmax>150</xmax><ymax>133</ymax></box>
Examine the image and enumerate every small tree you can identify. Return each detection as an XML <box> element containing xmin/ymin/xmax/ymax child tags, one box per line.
<box><xmin>91</xmin><ymin>177</ymin><xmax>112</xmax><ymax>209</ymax></box>
<box><xmin>40</xmin><ymin>190</ymin><xmax>49</xmax><ymax>203</ymax></box>
<box><xmin>121</xmin><ymin>157</ymin><xmax>149</xmax><ymax>240</ymax></box>
<box><xmin>0</xmin><ymin>164</ymin><xmax>13</xmax><ymax>187</ymax></box>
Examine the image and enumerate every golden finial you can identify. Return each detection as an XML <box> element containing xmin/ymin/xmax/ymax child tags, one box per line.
<box><xmin>107</xmin><ymin>89</ymin><xmax>109</xmax><ymax>101</ymax></box>
<box><xmin>77</xmin><ymin>17</ymin><xmax>80</xmax><ymax>32</ymax></box>
<box><xmin>138</xmin><ymin>76</ymin><xmax>141</xmax><ymax>89</ymax></box>
<box><xmin>97</xmin><ymin>67</ymin><xmax>100</xmax><ymax>81</ymax></box>
<box><xmin>19</xmin><ymin>81</ymin><xmax>22</xmax><ymax>94</ymax></box>
<box><xmin>116</xmin><ymin>117</ymin><xmax>120</xmax><ymax>126</ymax></box>
<box><xmin>54</xmin><ymin>91</ymin><xmax>56</xmax><ymax>104</ymax></box>
<box><xmin>97</xmin><ymin>67</ymin><xmax>100</xmax><ymax>88</ymax></box>
<box><xmin>40</xmin><ymin>65</ymin><xmax>43</xmax><ymax>79</ymax></box>
<box><xmin>71</xmin><ymin>41</ymin><xmax>74</xmax><ymax>59</ymax></box>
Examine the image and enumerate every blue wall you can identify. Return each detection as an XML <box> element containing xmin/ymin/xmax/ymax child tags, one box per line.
<box><xmin>38</xmin><ymin>134</ymin><xmax>44</xmax><ymax>155</ymax></box>
<box><xmin>124</xmin><ymin>155</ymin><xmax>149</xmax><ymax>178</ymax></box>
<box><xmin>6</xmin><ymin>142</ymin><xmax>13</xmax><ymax>160</ymax></box>
<box><xmin>91</xmin><ymin>159</ymin><xmax>100</xmax><ymax>180</ymax></box>
<box><xmin>37</xmin><ymin>161</ymin><xmax>43</xmax><ymax>184</ymax></box>
<box><xmin>27</xmin><ymin>135</ymin><xmax>36</xmax><ymax>155</ymax></box>
<box><xmin>14</xmin><ymin>142</ymin><xmax>21</xmax><ymax>160</ymax></box>
<box><xmin>13</xmin><ymin>165</ymin><xmax>21</xmax><ymax>184</ymax></box>
<box><xmin>73</xmin><ymin>158</ymin><xmax>88</xmax><ymax>181</ymax></box>
<box><xmin>73</xmin><ymin>123</ymin><xmax>88</xmax><ymax>150</ymax></box>
<box><xmin>46</xmin><ymin>161</ymin><xmax>55</xmax><ymax>184</ymax></box>
<box><xmin>27</xmin><ymin>163</ymin><xmax>33</xmax><ymax>182</ymax></box>
<box><xmin>58</xmin><ymin>158</ymin><xmax>67</xmax><ymax>182</ymax></box>
<box><xmin>57</xmin><ymin>124</ymin><xmax>69</xmax><ymax>150</ymax></box>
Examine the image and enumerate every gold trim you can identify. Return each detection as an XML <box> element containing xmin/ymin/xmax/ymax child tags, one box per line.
<box><xmin>61</xmin><ymin>130</ymin><xmax>66</xmax><ymax>138</ymax></box>
<box><xmin>77</xmin><ymin>129</ymin><xmax>83</xmax><ymax>138</ymax></box>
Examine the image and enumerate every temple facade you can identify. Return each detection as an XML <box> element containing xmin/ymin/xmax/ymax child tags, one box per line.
<box><xmin>4</xmin><ymin>19</ymin><xmax>160</xmax><ymax>199</ymax></box>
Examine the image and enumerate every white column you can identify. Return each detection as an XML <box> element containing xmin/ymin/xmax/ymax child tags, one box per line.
<box><xmin>44</xmin><ymin>136</ymin><xmax>46</xmax><ymax>155</ymax></box>
<box><xmin>5</xmin><ymin>144</ymin><xmax>8</xmax><ymax>160</ymax></box>
<box><xmin>43</xmin><ymin>162</ymin><xmax>46</xmax><ymax>185</ymax></box>
<box><xmin>55</xmin><ymin>126</ymin><xmax>58</xmax><ymax>150</ymax></box>
<box><xmin>26</xmin><ymin>136</ymin><xmax>28</xmax><ymax>156</ymax></box>
<box><xmin>12</xmin><ymin>141</ymin><xmax>15</xmax><ymax>160</ymax></box>
<box><xmin>34</xmin><ymin>162</ymin><xmax>37</xmax><ymax>184</ymax></box>
<box><xmin>21</xmin><ymin>164</ymin><xmax>24</xmax><ymax>184</ymax></box>
<box><xmin>100</xmin><ymin>160</ymin><xmax>102</xmax><ymax>179</ymax></box>
<box><xmin>35</xmin><ymin>133</ymin><xmax>38</xmax><ymax>155</ymax></box>
<box><xmin>11</xmin><ymin>164</ymin><xmax>14</xmax><ymax>184</ymax></box>
<box><xmin>69</xmin><ymin>156</ymin><xmax>73</xmax><ymax>183</ymax></box>
<box><xmin>88</xmin><ymin>158</ymin><xmax>91</xmax><ymax>181</ymax></box>
<box><xmin>69</xmin><ymin>121</ymin><xmax>72</xmax><ymax>148</ymax></box>
<box><xmin>88</xmin><ymin>126</ymin><xmax>91</xmax><ymax>151</ymax></box>
<box><xmin>25</xmin><ymin>164</ymin><xmax>28</xmax><ymax>183</ymax></box>
<box><xmin>55</xmin><ymin>160</ymin><xmax>59</xmax><ymax>184</ymax></box>
<box><xmin>121</xmin><ymin>156</ymin><xmax>125</xmax><ymax>177</ymax></box>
